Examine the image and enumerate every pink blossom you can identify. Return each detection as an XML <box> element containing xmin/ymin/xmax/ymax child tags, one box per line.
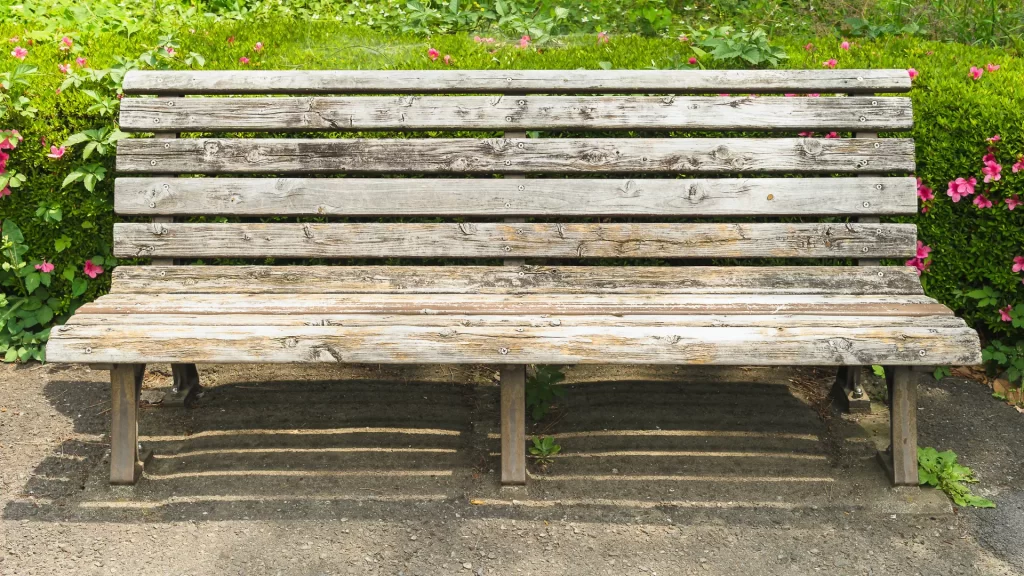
<box><xmin>238</xmin><ymin>56</ymin><xmax>249</xmax><ymax>65</ymax></box>
<box><xmin>518</xmin><ymin>35</ymin><xmax>530</xmax><ymax>49</ymax></box>
<box><xmin>784</xmin><ymin>93</ymin><xmax>796</xmax><ymax>97</ymax></box>
<box><xmin>227</xmin><ymin>36</ymin><xmax>235</xmax><ymax>44</ymax></box>
<box><xmin>60</xmin><ymin>36</ymin><xmax>72</xmax><ymax>51</ymax></box>
<box><xmin>915</xmin><ymin>241</ymin><xmax>931</xmax><ymax>260</ymax></box>
<box><xmin>1013</xmin><ymin>256</ymin><xmax>1024</xmax><ymax>273</ymax></box>
<box><xmin>824</xmin><ymin>132</ymin><xmax>839</xmax><ymax>139</ymax></box>
<box><xmin>687</xmin><ymin>57</ymin><xmax>697</xmax><ymax>65</ymax></box>
<box><xmin>916</xmin><ymin>178</ymin><xmax>933</xmax><ymax>201</ymax></box>
<box><xmin>35</xmin><ymin>261</ymin><xmax>54</xmax><ymax>273</ymax></box>
<box><xmin>8</xmin><ymin>37</ymin><xmax>18</xmax><ymax>43</ymax></box>
<box><xmin>83</xmin><ymin>260</ymin><xmax>104</xmax><ymax>279</ymax></box>
<box><xmin>58</xmin><ymin>63</ymin><xmax>70</xmax><ymax>74</ymax></box>
<box><xmin>10</xmin><ymin>46</ymin><xmax>27</xmax><ymax>60</ymax></box>
<box><xmin>822</xmin><ymin>58</ymin><xmax>837</xmax><ymax>69</ymax></box>
<box><xmin>473</xmin><ymin>36</ymin><xmax>495</xmax><ymax>44</ymax></box>
<box><xmin>718</xmin><ymin>93</ymin><xmax>730</xmax><ymax>97</ymax></box>
<box><xmin>597</xmin><ymin>31</ymin><xmax>609</xmax><ymax>44</ymax></box>
<box><xmin>970</xmin><ymin>66</ymin><xmax>983</xmax><ymax>80</ymax></box>
<box><xmin>1014</xmin><ymin>158</ymin><xmax>1024</xmax><ymax>173</ymax></box>
<box><xmin>907</xmin><ymin>68</ymin><xmax>918</xmax><ymax>79</ymax></box>
<box><xmin>46</xmin><ymin>145</ymin><xmax>65</xmax><ymax>159</ymax></box>
<box><xmin>905</xmin><ymin>257</ymin><xmax>928</xmax><ymax>276</ymax></box>
<box><xmin>678</xmin><ymin>35</ymin><xmax>689</xmax><ymax>43</ymax></box>
<box><xmin>807</xmin><ymin>93</ymin><xmax>820</xmax><ymax>97</ymax></box>
<box><xmin>443</xmin><ymin>54</ymin><xmax>452</xmax><ymax>65</ymax></box>
<box><xmin>973</xmin><ymin>194</ymin><xmax>993</xmax><ymax>209</ymax></box>
<box><xmin>427</xmin><ymin>47</ymin><xmax>439</xmax><ymax>61</ymax></box>
<box><xmin>804</xmin><ymin>43</ymin><xmax>814</xmax><ymax>51</ymax></box>
<box><xmin>165</xmin><ymin>46</ymin><xmax>175</xmax><ymax>56</ymax></box>
<box><xmin>982</xmin><ymin>160</ymin><xmax>1002</xmax><ymax>183</ymax></box>
<box><xmin>921</xmin><ymin>205</ymin><xmax>929</xmax><ymax>214</ymax></box>
<box><xmin>840</xmin><ymin>41</ymin><xmax>850</xmax><ymax>50</ymax></box>
<box><xmin>75</xmin><ymin>56</ymin><xmax>86</xmax><ymax>67</ymax></box>
<box><xmin>1000</xmin><ymin>305</ymin><xmax>1013</xmax><ymax>322</ymax></box>
<box><xmin>1007</xmin><ymin>195</ymin><xmax>1021</xmax><ymax>210</ymax></box>
<box><xmin>253</xmin><ymin>42</ymin><xmax>263</xmax><ymax>52</ymax></box>
<box><xmin>987</xmin><ymin>134</ymin><xmax>1001</xmax><ymax>143</ymax></box>
<box><xmin>798</xmin><ymin>131</ymin><xmax>815</xmax><ymax>137</ymax></box>
<box><xmin>986</xmin><ymin>63</ymin><xmax>1000</xmax><ymax>72</ymax></box>
<box><xmin>946</xmin><ymin>177</ymin><xmax>976</xmax><ymax>202</ymax></box>
<box><xmin>0</xmin><ymin>187</ymin><xmax>9</xmax><ymax>199</ymax></box>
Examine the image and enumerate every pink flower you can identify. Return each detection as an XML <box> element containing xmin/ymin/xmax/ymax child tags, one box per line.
<box><xmin>165</xmin><ymin>46</ymin><xmax>175</xmax><ymax>56</ymax></box>
<box><xmin>1013</xmin><ymin>256</ymin><xmax>1024</xmax><ymax>273</ymax></box>
<box><xmin>35</xmin><ymin>261</ymin><xmax>54</xmax><ymax>273</ymax></box>
<box><xmin>75</xmin><ymin>56</ymin><xmax>86</xmax><ymax>67</ymax></box>
<box><xmin>1007</xmin><ymin>195</ymin><xmax>1021</xmax><ymax>211</ymax></box>
<box><xmin>427</xmin><ymin>47</ymin><xmax>439</xmax><ymax>61</ymax></box>
<box><xmin>83</xmin><ymin>260</ymin><xmax>104</xmax><ymax>279</ymax></box>
<box><xmin>907</xmin><ymin>68</ymin><xmax>918</xmax><ymax>79</ymax></box>
<box><xmin>58</xmin><ymin>63</ymin><xmax>70</xmax><ymax>74</ymax></box>
<box><xmin>8</xmin><ymin>37</ymin><xmax>18</xmax><ymax>43</ymax></box>
<box><xmin>253</xmin><ymin>42</ymin><xmax>263</xmax><ymax>52</ymax></box>
<box><xmin>238</xmin><ymin>56</ymin><xmax>249</xmax><ymax>65</ymax></box>
<box><xmin>227</xmin><ymin>36</ymin><xmax>235</xmax><ymax>44</ymax></box>
<box><xmin>807</xmin><ymin>93</ymin><xmax>820</xmax><ymax>97</ymax></box>
<box><xmin>718</xmin><ymin>93</ymin><xmax>730</xmax><ymax>97</ymax></box>
<box><xmin>840</xmin><ymin>41</ymin><xmax>850</xmax><ymax>50</ymax></box>
<box><xmin>687</xmin><ymin>57</ymin><xmax>697</xmax><ymax>65</ymax></box>
<box><xmin>973</xmin><ymin>194</ymin><xmax>993</xmax><ymax>209</ymax></box>
<box><xmin>905</xmin><ymin>257</ymin><xmax>928</xmax><ymax>276</ymax></box>
<box><xmin>970</xmin><ymin>66</ymin><xmax>983</xmax><ymax>80</ymax></box>
<box><xmin>982</xmin><ymin>160</ymin><xmax>1002</xmax><ymax>183</ymax></box>
<box><xmin>443</xmin><ymin>54</ymin><xmax>452</xmax><ymax>65</ymax></box>
<box><xmin>46</xmin><ymin>145</ymin><xmax>65</xmax><ymax>159</ymax></box>
<box><xmin>1014</xmin><ymin>158</ymin><xmax>1024</xmax><ymax>173</ymax></box>
<box><xmin>986</xmin><ymin>63</ymin><xmax>1000</xmax><ymax>72</ymax></box>
<box><xmin>60</xmin><ymin>36</ymin><xmax>72</xmax><ymax>51</ymax></box>
<box><xmin>916</xmin><ymin>241</ymin><xmax>931</xmax><ymax>260</ymax></box>
<box><xmin>0</xmin><ymin>187</ymin><xmax>10</xmax><ymax>199</ymax></box>
<box><xmin>474</xmin><ymin>35</ymin><xmax>482</xmax><ymax>43</ymax></box>
<box><xmin>916</xmin><ymin>178</ymin><xmax>934</xmax><ymax>201</ymax></box>
<box><xmin>804</xmin><ymin>43</ymin><xmax>814</xmax><ymax>51</ymax></box>
<box><xmin>822</xmin><ymin>58</ymin><xmax>837</xmax><ymax>69</ymax></box>
<box><xmin>987</xmin><ymin>134</ymin><xmax>1001</xmax><ymax>143</ymax></box>
<box><xmin>10</xmin><ymin>46</ymin><xmax>27</xmax><ymax>60</ymax></box>
<box><xmin>678</xmin><ymin>35</ymin><xmax>689</xmax><ymax>43</ymax></box>
<box><xmin>597</xmin><ymin>31</ymin><xmax>609</xmax><ymax>44</ymax></box>
<box><xmin>946</xmin><ymin>177</ymin><xmax>976</xmax><ymax>202</ymax></box>
<box><xmin>519</xmin><ymin>35</ymin><xmax>530</xmax><ymax>49</ymax></box>
<box><xmin>1000</xmin><ymin>305</ymin><xmax>1013</xmax><ymax>322</ymax></box>
<box><xmin>784</xmin><ymin>93</ymin><xmax>796</xmax><ymax>97</ymax></box>
<box><xmin>824</xmin><ymin>132</ymin><xmax>839</xmax><ymax>139</ymax></box>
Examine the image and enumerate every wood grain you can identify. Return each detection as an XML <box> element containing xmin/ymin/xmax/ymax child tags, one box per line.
<box><xmin>889</xmin><ymin>366</ymin><xmax>919</xmax><ymax>485</ymax></box>
<box><xmin>119</xmin><ymin>95</ymin><xmax>913</xmax><ymax>132</ymax></box>
<box><xmin>114</xmin><ymin>176</ymin><xmax>917</xmax><ymax>217</ymax></box>
<box><xmin>109</xmin><ymin>364</ymin><xmax>141</xmax><ymax>485</ymax></box>
<box><xmin>45</xmin><ymin>323</ymin><xmax>981</xmax><ymax>366</ymax></box>
<box><xmin>500</xmin><ymin>364</ymin><xmax>526</xmax><ymax>485</ymax></box>
<box><xmin>121</xmin><ymin>69</ymin><xmax>912</xmax><ymax>95</ymax></box>
<box><xmin>115</xmin><ymin>138</ymin><xmax>916</xmax><ymax>175</ymax></box>
<box><xmin>112</xmin><ymin>222</ymin><xmax>918</xmax><ymax>260</ymax></box>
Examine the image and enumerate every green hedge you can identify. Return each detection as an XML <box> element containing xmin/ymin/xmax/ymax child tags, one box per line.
<box><xmin>1</xmin><ymin>22</ymin><xmax>1022</xmax><ymax>363</ymax></box>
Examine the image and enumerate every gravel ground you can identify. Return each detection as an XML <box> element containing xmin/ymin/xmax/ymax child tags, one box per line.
<box><xmin>1</xmin><ymin>362</ymin><xmax>1021</xmax><ymax>575</ymax></box>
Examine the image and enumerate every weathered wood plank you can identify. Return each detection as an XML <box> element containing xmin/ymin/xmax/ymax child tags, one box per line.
<box><xmin>121</xmin><ymin>69</ymin><xmax>912</xmax><ymax>95</ymax></box>
<box><xmin>74</xmin><ymin>293</ymin><xmax>951</xmax><ymax>317</ymax></box>
<box><xmin>114</xmin><ymin>177</ymin><xmax>917</xmax><ymax>216</ymax></box>
<box><xmin>109</xmin><ymin>364</ymin><xmax>143</xmax><ymax>485</ymax></box>
<box><xmin>64</xmin><ymin>313</ymin><xmax>968</xmax><ymax>329</ymax></box>
<box><xmin>112</xmin><ymin>222</ymin><xmax>918</xmax><ymax>260</ymax></box>
<box><xmin>44</xmin><ymin>324</ymin><xmax>982</xmax><ymax>366</ymax></box>
<box><xmin>500</xmin><ymin>364</ymin><xmax>527</xmax><ymax>485</ymax></box>
<box><xmin>119</xmin><ymin>96</ymin><xmax>913</xmax><ymax>132</ymax></box>
<box><xmin>108</xmin><ymin>265</ymin><xmax>926</xmax><ymax>296</ymax></box>
<box><xmin>115</xmin><ymin>138</ymin><xmax>916</xmax><ymax>175</ymax></box>
<box><xmin>888</xmin><ymin>366</ymin><xmax>919</xmax><ymax>485</ymax></box>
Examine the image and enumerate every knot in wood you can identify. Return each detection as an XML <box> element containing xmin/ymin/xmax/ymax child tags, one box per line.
<box><xmin>203</xmin><ymin>141</ymin><xmax>220</xmax><ymax>156</ymax></box>
<box><xmin>800</xmin><ymin>139</ymin><xmax>824</xmax><ymax>156</ymax></box>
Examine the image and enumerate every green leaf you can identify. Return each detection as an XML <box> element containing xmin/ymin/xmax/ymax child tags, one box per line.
<box><xmin>55</xmin><ymin>235</ymin><xmax>72</xmax><ymax>252</ymax></box>
<box><xmin>1</xmin><ymin>219</ymin><xmax>24</xmax><ymax>243</ymax></box>
<box><xmin>35</xmin><ymin>305</ymin><xmax>53</xmax><ymax>325</ymax></box>
<box><xmin>24</xmin><ymin>273</ymin><xmax>40</xmax><ymax>294</ymax></box>
<box><xmin>71</xmin><ymin>278</ymin><xmax>88</xmax><ymax>297</ymax></box>
<box><xmin>62</xmin><ymin>267</ymin><xmax>75</xmax><ymax>282</ymax></box>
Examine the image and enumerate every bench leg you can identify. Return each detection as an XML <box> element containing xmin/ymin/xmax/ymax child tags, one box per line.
<box><xmin>162</xmin><ymin>363</ymin><xmax>204</xmax><ymax>407</ymax></box>
<box><xmin>110</xmin><ymin>364</ymin><xmax>146</xmax><ymax>485</ymax></box>
<box><xmin>831</xmin><ymin>366</ymin><xmax>871</xmax><ymax>414</ymax></box>
<box><xmin>878</xmin><ymin>366</ymin><xmax>919</xmax><ymax>486</ymax></box>
<box><xmin>500</xmin><ymin>364</ymin><xmax>527</xmax><ymax>485</ymax></box>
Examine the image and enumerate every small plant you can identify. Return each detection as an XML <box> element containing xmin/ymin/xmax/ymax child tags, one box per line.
<box><xmin>1</xmin><ymin>220</ymin><xmax>56</xmax><ymax>362</ymax></box>
<box><xmin>933</xmin><ymin>366</ymin><xmax>952</xmax><ymax>380</ymax></box>
<box><xmin>690</xmin><ymin>26</ymin><xmax>788</xmax><ymax>67</ymax></box>
<box><xmin>526</xmin><ymin>365</ymin><xmax>566</xmax><ymax>420</ymax></box>
<box><xmin>528</xmin><ymin>436</ymin><xmax>561</xmax><ymax>467</ymax></box>
<box><xmin>918</xmin><ymin>447</ymin><xmax>994</xmax><ymax>508</ymax></box>
<box><xmin>871</xmin><ymin>365</ymin><xmax>886</xmax><ymax>378</ymax></box>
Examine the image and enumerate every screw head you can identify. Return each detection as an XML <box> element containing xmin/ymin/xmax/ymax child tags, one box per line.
<box><xmin>150</xmin><ymin>160</ymin><xmax>157</xmax><ymax>166</ymax></box>
<box><xmin>919</xmin><ymin>349</ymin><xmax>927</xmax><ymax>356</ymax></box>
<box><xmin>499</xmin><ymin>347</ymin><xmax>509</xmax><ymax>355</ymax></box>
<box><xmin>518</xmin><ymin>185</ymin><xmax>525</xmax><ymax>191</ymax></box>
<box><xmin>504</xmin><ymin>160</ymin><xmax>512</xmax><ymax>165</ymax></box>
<box><xmin>875</xmin><ymin>183</ymin><xmax>883</xmax><ymax>190</ymax></box>
<box><xmin>503</xmin><ymin>246</ymin><xmax>512</xmax><ymax>252</ymax></box>
<box><xmin>505</xmin><ymin>116</ymin><xmax>512</xmax><ymax>122</ymax></box>
<box><xmin>874</xmin><ymin>142</ymin><xmax>881</xmax><ymax>148</ymax></box>
<box><xmin>863</xmin><ymin>201</ymin><xmax>870</xmax><ymax>208</ymax></box>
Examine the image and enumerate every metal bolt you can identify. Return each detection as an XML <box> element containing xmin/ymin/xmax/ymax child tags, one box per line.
<box><xmin>875</xmin><ymin>183</ymin><xmax>883</xmax><ymax>190</ymax></box>
<box><xmin>505</xmin><ymin>202</ymin><xmax>511</xmax><ymax>208</ymax></box>
<box><xmin>871</xmin><ymin>100</ymin><xmax>878</xmax><ymax>106</ymax></box>
<box><xmin>149</xmin><ymin>202</ymin><xmax>156</xmax><ymax>208</ymax></box>
<box><xmin>863</xmin><ymin>201</ymin><xmax>870</xmax><ymax>208</ymax></box>
<box><xmin>874</xmin><ymin>142</ymin><xmax>881</xmax><ymax>148</ymax></box>
<box><xmin>516</xmin><ymin>229</ymin><xmax>524</xmax><ymax>234</ymax></box>
<box><xmin>857</xmin><ymin>76</ymin><xmax>864</xmax><ymax>81</ymax></box>
<box><xmin>505</xmin><ymin>116</ymin><xmax>512</xmax><ymax>122</ymax></box>
<box><xmin>163</xmin><ymin>184</ymin><xmax>170</xmax><ymax>190</ymax></box>
<box><xmin>767</xmin><ymin>194</ymin><xmax>774</xmax><ymax>201</ymax></box>
<box><xmin>504</xmin><ymin>160</ymin><xmax>512</xmax><ymax>166</ymax></box>
<box><xmin>518</xmin><ymin>185</ymin><xmax>525</xmax><ymax>191</ymax></box>
<box><xmin>85</xmin><ymin>347</ymin><xmax>92</xmax><ymax>354</ymax></box>
<box><xmin>164</xmin><ymin>143</ymin><xmax>170</xmax><ymax>149</ymax></box>
<box><xmin>153</xmin><ymin>118</ymin><xmax>159</xmax><ymax>123</ymax></box>
<box><xmin>517</xmin><ymin>100</ymin><xmax>525</xmax><ymax>106</ymax></box>
<box><xmin>862</xmin><ymin>247</ymin><xmax>869</xmax><ymax>253</ymax></box>
<box><xmin>499</xmin><ymin>347</ymin><xmax>509</xmax><ymax>355</ymax></box>
<box><xmin>506</xmin><ymin>77</ymin><xmax>512</xmax><ymax>82</ymax></box>
<box><xmin>150</xmin><ymin>160</ymin><xmax>157</xmax><ymax>166</ymax></box>
<box><xmin>159</xmin><ymin>270</ymin><xmax>166</xmax><ymax>277</ymax></box>
<box><xmin>517</xmin><ymin>142</ymin><xmax>524</xmax><ymax>149</ymax></box>
<box><xmin>919</xmin><ymin>349</ymin><xmax>927</xmax><ymax>356</ymax></box>
<box><xmin>518</xmin><ymin>271</ymin><xmax>525</xmax><ymax>276</ymax></box>
<box><xmin>503</xmin><ymin>246</ymin><xmax>512</xmax><ymax>252</ymax></box>
<box><xmin>877</xmin><ymin>271</ymin><xmax>884</xmax><ymax>277</ymax></box>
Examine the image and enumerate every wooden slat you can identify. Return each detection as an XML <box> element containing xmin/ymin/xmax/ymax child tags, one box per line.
<box><xmin>64</xmin><ymin>314</ymin><xmax>968</xmax><ymax>329</ymax></box>
<box><xmin>75</xmin><ymin>293</ymin><xmax>951</xmax><ymax>317</ymax></box>
<box><xmin>114</xmin><ymin>177</ymin><xmax>917</xmax><ymax>216</ymax></box>
<box><xmin>109</xmin><ymin>364</ymin><xmax>142</xmax><ymax>485</ymax></box>
<box><xmin>112</xmin><ymin>222</ymin><xmax>917</xmax><ymax>260</ymax></box>
<box><xmin>109</xmin><ymin>265</ymin><xmax>924</xmax><ymax>296</ymax></box>
<box><xmin>44</xmin><ymin>324</ymin><xmax>981</xmax><ymax>366</ymax></box>
<box><xmin>115</xmin><ymin>138</ymin><xmax>916</xmax><ymax>175</ymax></box>
<box><xmin>119</xmin><ymin>96</ymin><xmax>912</xmax><ymax>132</ymax></box>
<box><xmin>889</xmin><ymin>366</ymin><xmax>919</xmax><ymax>485</ymax></box>
<box><xmin>121</xmin><ymin>69</ymin><xmax>912</xmax><ymax>95</ymax></box>
<box><xmin>500</xmin><ymin>364</ymin><xmax>526</xmax><ymax>485</ymax></box>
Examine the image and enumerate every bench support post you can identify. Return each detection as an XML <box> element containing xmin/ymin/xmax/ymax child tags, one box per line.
<box><xmin>110</xmin><ymin>364</ymin><xmax>146</xmax><ymax>484</ymax></box>
<box><xmin>500</xmin><ymin>364</ymin><xmax>527</xmax><ymax>485</ymax></box>
<box><xmin>832</xmin><ymin>367</ymin><xmax>871</xmax><ymax>414</ymax></box>
<box><xmin>164</xmin><ymin>363</ymin><xmax>204</xmax><ymax>407</ymax></box>
<box><xmin>877</xmin><ymin>366</ymin><xmax>918</xmax><ymax>486</ymax></box>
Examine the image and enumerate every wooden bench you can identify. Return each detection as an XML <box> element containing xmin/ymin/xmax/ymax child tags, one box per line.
<box><xmin>46</xmin><ymin>69</ymin><xmax>982</xmax><ymax>487</ymax></box>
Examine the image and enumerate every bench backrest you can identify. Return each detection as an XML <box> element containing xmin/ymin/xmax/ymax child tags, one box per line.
<box><xmin>113</xmin><ymin>69</ymin><xmax>917</xmax><ymax>280</ymax></box>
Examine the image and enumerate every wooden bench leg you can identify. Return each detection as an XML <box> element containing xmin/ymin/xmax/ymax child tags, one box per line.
<box><xmin>877</xmin><ymin>366</ymin><xmax>919</xmax><ymax>486</ymax></box>
<box><xmin>110</xmin><ymin>364</ymin><xmax>146</xmax><ymax>485</ymax></box>
<box><xmin>831</xmin><ymin>366</ymin><xmax>871</xmax><ymax>414</ymax></box>
<box><xmin>500</xmin><ymin>364</ymin><xmax>527</xmax><ymax>485</ymax></box>
<box><xmin>162</xmin><ymin>363</ymin><xmax>204</xmax><ymax>407</ymax></box>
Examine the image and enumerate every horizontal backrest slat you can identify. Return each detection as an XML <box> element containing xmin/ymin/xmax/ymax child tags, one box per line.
<box><xmin>112</xmin><ymin>222</ymin><xmax>916</xmax><ymax>260</ymax></box>
<box><xmin>116</xmin><ymin>138</ymin><xmax>916</xmax><ymax>174</ymax></box>
<box><xmin>121</xmin><ymin>69</ymin><xmax>912</xmax><ymax>95</ymax></box>
<box><xmin>118</xmin><ymin>96</ymin><xmax>912</xmax><ymax>132</ymax></box>
<box><xmin>114</xmin><ymin>177</ymin><xmax>917</xmax><ymax>216</ymax></box>
<box><xmin>109</xmin><ymin>265</ymin><xmax>925</xmax><ymax>295</ymax></box>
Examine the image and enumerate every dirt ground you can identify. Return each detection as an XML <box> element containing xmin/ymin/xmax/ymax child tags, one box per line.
<box><xmin>1</xmin><ymin>362</ymin><xmax>1022</xmax><ymax>576</ymax></box>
